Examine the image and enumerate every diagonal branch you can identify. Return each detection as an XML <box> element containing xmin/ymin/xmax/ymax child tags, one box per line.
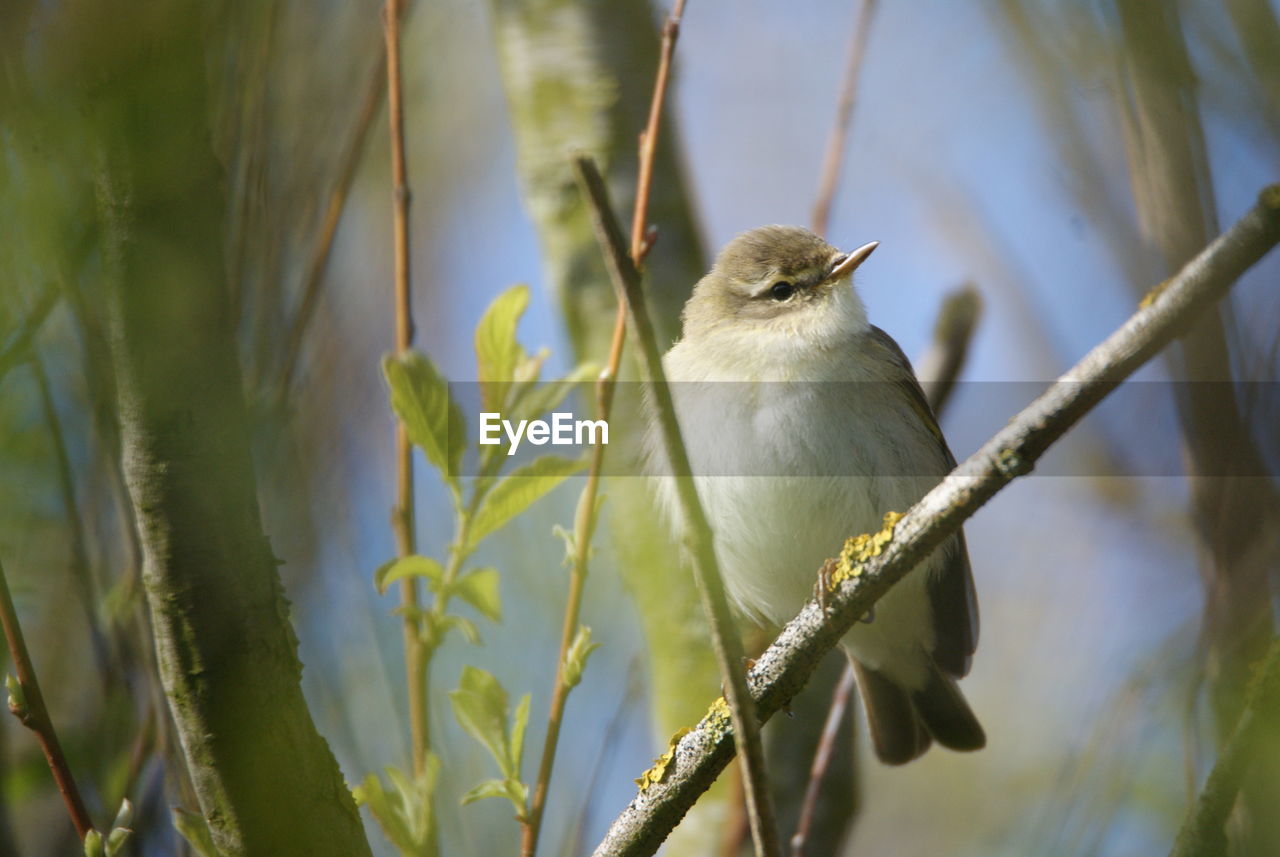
<box><xmin>588</xmin><ymin>186</ymin><xmax>1280</xmax><ymax>857</ymax></box>
<box><xmin>0</xmin><ymin>286</ymin><xmax>58</xmax><ymax>384</ymax></box>
<box><xmin>575</xmin><ymin>154</ymin><xmax>782</xmax><ymax>857</ymax></box>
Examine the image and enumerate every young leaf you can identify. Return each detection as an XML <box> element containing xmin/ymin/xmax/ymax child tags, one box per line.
<box><xmin>375</xmin><ymin>555</ymin><xmax>445</xmax><ymax>596</ymax></box>
<box><xmin>435</xmin><ymin>614</ymin><xmax>481</xmax><ymax>647</ymax></box>
<box><xmin>105</xmin><ymin>826</ymin><xmax>132</xmax><ymax>857</ymax></box>
<box><xmin>475</xmin><ymin>284</ymin><xmax>529</xmax><ymax>413</ymax></box>
<box><xmin>83</xmin><ymin>830</ymin><xmax>105</xmax><ymax>857</ymax></box>
<box><xmin>467</xmin><ymin>455</ymin><xmax>585</xmax><ymax>550</ymax></box>
<box><xmin>459</xmin><ymin>777</ymin><xmax>529</xmax><ymax>821</ymax></box>
<box><xmin>353</xmin><ymin>757</ymin><xmax>440</xmax><ymax>856</ymax></box>
<box><xmin>562</xmin><ymin>625</ymin><xmax>602</xmax><ymax>689</ymax></box>
<box><xmin>383</xmin><ymin>351</ymin><xmax>465</xmax><ymax>494</ymax></box>
<box><xmin>511</xmin><ymin>361</ymin><xmax>599</xmax><ymax>426</ymax></box>
<box><xmin>509</xmin><ymin>693</ymin><xmax>531</xmax><ymax>777</ymax></box>
<box><xmin>172</xmin><ymin>808</ymin><xmax>221</xmax><ymax>857</ymax></box>
<box><xmin>449</xmin><ymin>666</ymin><xmax>515</xmax><ymax>779</ymax></box>
<box><xmin>450</xmin><ymin>567</ymin><xmax>501</xmax><ymax>621</ymax></box>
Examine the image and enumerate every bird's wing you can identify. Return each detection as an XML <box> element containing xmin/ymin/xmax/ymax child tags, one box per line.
<box><xmin>868</xmin><ymin>326</ymin><xmax>979</xmax><ymax>677</ymax></box>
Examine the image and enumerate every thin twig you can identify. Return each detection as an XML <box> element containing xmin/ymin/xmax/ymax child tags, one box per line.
<box><xmin>788</xmin><ymin>667</ymin><xmax>855</xmax><ymax>857</ymax></box>
<box><xmin>0</xmin><ymin>556</ymin><xmax>95</xmax><ymax>839</ymax></box>
<box><xmin>810</xmin><ymin>0</ymin><xmax>878</xmax><ymax>238</ymax></box>
<box><xmin>576</xmin><ymin>153</ymin><xmax>782</xmax><ymax>857</ymax></box>
<box><xmin>916</xmin><ymin>285</ymin><xmax>983</xmax><ymax>412</ymax></box>
<box><xmin>382</xmin><ymin>0</ymin><xmax>428</xmax><ymax>779</ymax></box>
<box><xmin>790</xmin><ymin>286</ymin><xmax>981</xmax><ymax>857</ymax></box>
<box><xmin>588</xmin><ymin>187</ymin><xmax>1280</xmax><ymax>857</ymax></box>
<box><xmin>522</xmin><ymin>5</ymin><xmax>689</xmax><ymax>855</ymax></box>
<box><xmin>1169</xmin><ymin>637</ymin><xmax>1280</xmax><ymax>857</ymax></box>
<box><xmin>0</xmin><ymin>287</ymin><xmax>58</xmax><ymax>384</ymax></box>
<box><xmin>31</xmin><ymin>355</ymin><xmax>115</xmax><ymax>684</ymax></box>
<box><xmin>279</xmin><ymin>43</ymin><xmax>389</xmax><ymax>392</ymax></box>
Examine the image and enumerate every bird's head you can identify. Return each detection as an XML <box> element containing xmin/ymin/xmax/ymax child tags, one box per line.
<box><xmin>680</xmin><ymin>225</ymin><xmax>879</xmax><ymax>367</ymax></box>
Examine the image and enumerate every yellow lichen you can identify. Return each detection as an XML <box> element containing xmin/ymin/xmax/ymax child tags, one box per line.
<box><xmin>829</xmin><ymin>511</ymin><xmax>903</xmax><ymax>589</ymax></box>
<box><xmin>703</xmin><ymin>696</ymin><xmax>733</xmax><ymax>742</ymax></box>
<box><xmin>1138</xmin><ymin>278</ymin><xmax>1171</xmax><ymax>309</ymax></box>
<box><xmin>635</xmin><ymin>726</ymin><xmax>692</xmax><ymax>791</ymax></box>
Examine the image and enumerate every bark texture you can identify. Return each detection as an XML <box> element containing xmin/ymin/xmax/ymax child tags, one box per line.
<box><xmin>93</xmin><ymin>4</ymin><xmax>373</xmax><ymax>855</ymax></box>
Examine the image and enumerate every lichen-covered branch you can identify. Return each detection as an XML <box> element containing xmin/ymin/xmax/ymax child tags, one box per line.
<box><xmin>589</xmin><ymin>187</ymin><xmax>1280</xmax><ymax>857</ymax></box>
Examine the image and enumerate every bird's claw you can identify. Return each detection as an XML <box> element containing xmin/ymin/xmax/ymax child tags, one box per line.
<box><xmin>815</xmin><ymin>558</ymin><xmax>838</xmax><ymax>611</ymax></box>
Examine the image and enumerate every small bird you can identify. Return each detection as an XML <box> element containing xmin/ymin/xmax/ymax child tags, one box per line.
<box><xmin>652</xmin><ymin>225</ymin><xmax>983</xmax><ymax>764</ymax></box>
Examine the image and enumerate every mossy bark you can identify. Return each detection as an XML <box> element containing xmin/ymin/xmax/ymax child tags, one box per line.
<box><xmin>90</xmin><ymin>4</ymin><xmax>373</xmax><ymax>855</ymax></box>
<box><xmin>487</xmin><ymin>2</ymin><xmax>727</xmax><ymax>853</ymax></box>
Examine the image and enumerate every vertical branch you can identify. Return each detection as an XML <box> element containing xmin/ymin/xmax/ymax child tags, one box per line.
<box><xmin>1170</xmin><ymin>638</ymin><xmax>1280</xmax><ymax>857</ymax></box>
<box><xmin>576</xmin><ymin>154</ymin><xmax>781</xmax><ymax>857</ymax></box>
<box><xmin>810</xmin><ymin>0</ymin><xmax>878</xmax><ymax>238</ymax></box>
<box><xmin>279</xmin><ymin>47</ymin><xmax>388</xmax><ymax>393</ymax></box>
<box><xmin>783</xmin><ymin>5</ymin><xmax>883</xmax><ymax>854</ymax></box>
<box><xmin>787</xmin><ymin>667</ymin><xmax>855</xmax><ymax>857</ymax></box>
<box><xmin>521</xmin><ymin>4</ymin><xmax>688</xmax><ymax>856</ymax></box>
<box><xmin>0</xmin><ymin>556</ymin><xmax>95</xmax><ymax>839</ymax></box>
<box><xmin>30</xmin><ymin>355</ymin><xmax>115</xmax><ymax>683</ymax></box>
<box><xmin>788</xmin><ymin>285</ymin><xmax>981</xmax><ymax>857</ymax></box>
<box><xmin>382</xmin><ymin>0</ymin><xmax>427</xmax><ymax>775</ymax></box>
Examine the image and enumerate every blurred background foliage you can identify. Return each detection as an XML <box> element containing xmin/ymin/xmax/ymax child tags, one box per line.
<box><xmin>1</xmin><ymin>0</ymin><xmax>1278</xmax><ymax>856</ymax></box>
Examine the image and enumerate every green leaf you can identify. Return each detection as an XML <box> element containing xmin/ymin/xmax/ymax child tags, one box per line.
<box><xmin>105</xmin><ymin>826</ymin><xmax>132</xmax><ymax>857</ymax></box>
<box><xmin>450</xmin><ymin>567</ymin><xmax>501</xmax><ymax>621</ymax></box>
<box><xmin>172</xmin><ymin>808</ymin><xmax>221</xmax><ymax>857</ymax></box>
<box><xmin>112</xmin><ymin>798</ymin><xmax>134</xmax><ymax>831</ymax></box>
<box><xmin>562</xmin><ymin>625</ymin><xmax>602</xmax><ymax>689</ymax></box>
<box><xmin>513</xmin><ymin>348</ymin><xmax>549</xmax><ymax>385</ymax></box>
<box><xmin>475</xmin><ymin>284</ymin><xmax>529</xmax><ymax>413</ymax></box>
<box><xmin>449</xmin><ymin>666</ymin><xmax>515</xmax><ymax>778</ymax></box>
<box><xmin>383</xmin><ymin>351</ymin><xmax>465</xmax><ymax>494</ymax></box>
<box><xmin>436</xmin><ymin>614</ymin><xmax>481</xmax><ymax>646</ymax></box>
<box><xmin>375</xmin><ymin>555</ymin><xmax>445</xmax><ymax>596</ymax></box>
<box><xmin>459</xmin><ymin>777</ymin><xmax>529</xmax><ymax>820</ymax></box>
<box><xmin>5</xmin><ymin>674</ymin><xmax>26</xmax><ymax>718</ymax></box>
<box><xmin>468</xmin><ymin>455</ymin><xmax>585</xmax><ymax>550</ymax></box>
<box><xmin>83</xmin><ymin>830</ymin><xmax>105</xmax><ymax>857</ymax></box>
<box><xmin>509</xmin><ymin>693</ymin><xmax>531</xmax><ymax>777</ymax></box>
<box><xmin>511</xmin><ymin>361</ymin><xmax>598</xmax><ymax>425</ymax></box>
<box><xmin>354</xmin><ymin>758</ymin><xmax>439</xmax><ymax>855</ymax></box>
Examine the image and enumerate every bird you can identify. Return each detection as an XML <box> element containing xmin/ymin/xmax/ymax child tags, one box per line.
<box><xmin>649</xmin><ymin>225</ymin><xmax>983</xmax><ymax>764</ymax></box>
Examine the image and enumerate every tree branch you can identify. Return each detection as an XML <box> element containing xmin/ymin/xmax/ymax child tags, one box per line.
<box><xmin>575</xmin><ymin>154</ymin><xmax>782</xmax><ymax>857</ymax></box>
<box><xmin>917</xmin><ymin>284</ymin><xmax>983</xmax><ymax>413</ymax></box>
<box><xmin>0</xmin><ymin>286</ymin><xmax>58</xmax><ymax>384</ymax></box>
<box><xmin>523</xmin><ymin>4</ymin><xmax>688</xmax><ymax>856</ymax></box>
<box><xmin>1170</xmin><ymin>637</ymin><xmax>1280</xmax><ymax>857</ymax></box>
<box><xmin>381</xmin><ymin>0</ymin><xmax>430</xmax><ymax>786</ymax></box>
<box><xmin>588</xmin><ymin>186</ymin><xmax>1280</xmax><ymax>857</ymax></box>
<box><xmin>0</xmin><ymin>556</ymin><xmax>95</xmax><ymax>839</ymax></box>
<box><xmin>790</xmin><ymin>283</ymin><xmax>982</xmax><ymax>856</ymax></box>
<box><xmin>810</xmin><ymin>0</ymin><xmax>878</xmax><ymax>237</ymax></box>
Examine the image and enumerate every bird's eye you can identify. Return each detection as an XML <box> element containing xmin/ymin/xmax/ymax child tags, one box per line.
<box><xmin>769</xmin><ymin>281</ymin><xmax>795</xmax><ymax>301</ymax></box>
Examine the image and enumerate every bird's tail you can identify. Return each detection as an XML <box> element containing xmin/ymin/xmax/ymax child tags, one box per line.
<box><xmin>851</xmin><ymin>658</ymin><xmax>985</xmax><ymax>765</ymax></box>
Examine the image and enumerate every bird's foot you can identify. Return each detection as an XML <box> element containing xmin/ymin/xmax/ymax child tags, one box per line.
<box><xmin>815</xmin><ymin>558</ymin><xmax>838</xmax><ymax>610</ymax></box>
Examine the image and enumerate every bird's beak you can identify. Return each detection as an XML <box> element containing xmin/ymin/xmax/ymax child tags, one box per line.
<box><xmin>822</xmin><ymin>241</ymin><xmax>879</xmax><ymax>284</ymax></box>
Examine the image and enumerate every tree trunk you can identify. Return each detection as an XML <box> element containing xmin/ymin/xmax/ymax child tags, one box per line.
<box><xmin>91</xmin><ymin>4</ymin><xmax>373</xmax><ymax>855</ymax></box>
